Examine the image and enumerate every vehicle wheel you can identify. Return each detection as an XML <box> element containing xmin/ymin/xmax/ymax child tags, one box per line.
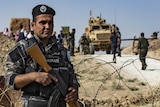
<box><xmin>106</xmin><ymin>50</ymin><xmax>110</xmax><ymax>54</ymax></box>
<box><xmin>89</xmin><ymin>43</ymin><xmax>95</xmax><ymax>54</ymax></box>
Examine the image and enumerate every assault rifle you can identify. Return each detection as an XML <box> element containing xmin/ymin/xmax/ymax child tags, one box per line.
<box><xmin>26</xmin><ymin>43</ymin><xmax>80</xmax><ymax>107</ymax></box>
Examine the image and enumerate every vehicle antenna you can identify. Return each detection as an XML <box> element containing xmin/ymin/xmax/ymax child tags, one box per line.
<box><xmin>90</xmin><ymin>10</ymin><xmax>92</xmax><ymax>18</ymax></box>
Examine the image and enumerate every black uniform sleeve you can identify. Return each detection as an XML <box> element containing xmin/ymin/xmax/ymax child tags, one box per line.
<box><xmin>5</xmin><ymin>43</ymin><xmax>26</xmax><ymax>89</ymax></box>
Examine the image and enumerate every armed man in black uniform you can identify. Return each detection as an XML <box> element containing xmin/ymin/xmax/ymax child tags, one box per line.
<box><xmin>5</xmin><ymin>4</ymin><xmax>79</xmax><ymax>107</ymax></box>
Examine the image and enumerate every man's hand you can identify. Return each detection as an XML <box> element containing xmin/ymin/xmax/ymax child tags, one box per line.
<box><xmin>34</xmin><ymin>72</ymin><xmax>57</xmax><ymax>86</ymax></box>
<box><xmin>14</xmin><ymin>72</ymin><xmax>57</xmax><ymax>89</ymax></box>
<box><xmin>65</xmin><ymin>87</ymin><xmax>79</xmax><ymax>103</ymax></box>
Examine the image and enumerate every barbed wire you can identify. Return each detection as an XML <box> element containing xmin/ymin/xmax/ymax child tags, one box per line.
<box><xmin>72</xmin><ymin>55</ymin><xmax>160</xmax><ymax>106</ymax></box>
<box><xmin>1</xmin><ymin>34</ymin><xmax>160</xmax><ymax>106</ymax></box>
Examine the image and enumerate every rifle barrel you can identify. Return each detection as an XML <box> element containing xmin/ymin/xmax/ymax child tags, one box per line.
<box><xmin>121</xmin><ymin>37</ymin><xmax>156</xmax><ymax>41</ymax></box>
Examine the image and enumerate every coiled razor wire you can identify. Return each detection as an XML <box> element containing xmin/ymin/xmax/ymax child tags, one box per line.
<box><xmin>73</xmin><ymin>56</ymin><xmax>160</xmax><ymax>107</ymax></box>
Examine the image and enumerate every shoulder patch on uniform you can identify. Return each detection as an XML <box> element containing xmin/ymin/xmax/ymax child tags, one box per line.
<box><xmin>8</xmin><ymin>47</ymin><xmax>21</xmax><ymax>62</ymax></box>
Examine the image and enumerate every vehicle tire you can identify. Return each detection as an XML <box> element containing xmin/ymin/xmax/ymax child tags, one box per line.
<box><xmin>89</xmin><ymin>43</ymin><xmax>95</xmax><ymax>54</ymax></box>
<box><xmin>106</xmin><ymin>50</ymin><xmax>110</xmax><ymax>54</ymax></box>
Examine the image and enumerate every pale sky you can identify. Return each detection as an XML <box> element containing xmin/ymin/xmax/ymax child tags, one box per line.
<box><xmin>0</xmin><ymin>0</ymin><xmax>160</xmax><ymax>47</ymax></box>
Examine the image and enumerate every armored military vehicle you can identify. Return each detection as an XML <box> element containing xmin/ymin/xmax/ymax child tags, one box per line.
<box><xmin>79</xmin><ymin>14</ymin><xmax>113</xmax><ymax>54</ymax></box>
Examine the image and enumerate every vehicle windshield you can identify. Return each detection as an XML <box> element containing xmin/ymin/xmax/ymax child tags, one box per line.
<box><xmin>102</xmin><ymin>25</ymin><xmax>110</xmax><ymax>30</ymax></box>
<box><xmin>92</xmin><ymin>26</ymin><xmax>100</xmax><ymax>30</ymax></box>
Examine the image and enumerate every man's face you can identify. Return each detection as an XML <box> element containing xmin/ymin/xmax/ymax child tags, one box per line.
<box><xmin>31</xmin><ymin>14</ymin><xmax>54</xmax><ymax>39</ymax></box>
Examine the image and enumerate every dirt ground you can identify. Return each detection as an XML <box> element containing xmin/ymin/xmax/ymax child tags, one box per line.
<box><xmin>1</xmin><ymin>34</ymin><xmax>160</xmax><ymax>107</ymax></box>
<box><xmin>72</xmin><ymin>38</ymin><xmax>160</xmax><ymax>107</ymax></box>
<box><xmin>71</xmin><ymin>53</ymin><xmax>160</xmax><ymax>107</ymax></box>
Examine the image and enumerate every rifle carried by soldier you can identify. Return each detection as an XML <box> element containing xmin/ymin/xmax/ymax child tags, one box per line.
<box><xmin>26</xmin><ymin>43</ymin><xmax>80</xmax><ymax>107</ymax></box>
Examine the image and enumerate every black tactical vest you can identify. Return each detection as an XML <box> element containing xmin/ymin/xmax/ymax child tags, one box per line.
<box><xmin>21</xmin><ymin>37</ymin><xmax>71</xmax><ymax>100</ymax></box>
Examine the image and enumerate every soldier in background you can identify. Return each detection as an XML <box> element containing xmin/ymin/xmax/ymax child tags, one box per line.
<box><xmin>116</xmin><ymin>27</ymin><xmax>121</xmax><ymax>57</ymax></box>
<box><xmin>79</xmin><ymin>34</ymin><xmax>90</xmax><ymax>54</ymax></box>
<box><xmin>63</xmin><ymin>31</ymin><xmax>72</xmax><ymax>61</ymax></box>
<box><xmin>110</xmin><ymin>30</ymin><xmax>118</xmax><ymax>63</ymax></box>
<box><xmin>151</xmin><ymin>31</ymin><xmax>158</xmax><ymax>39</ymax></box>
<box><xmin>111</xmin><ymin>24</ymin><xmax>121</xmax><ymax>57</ymax></box>
<box><xmin>70</xmin><ymin>28</ymin><xmax>76</xmax><ymax>56</ymax></box>
<box><xmin>57</xmin><ymin>30</ymin><xmax>64</xmax><ymax>44</ymax></box>
<box><xmin>138</xmin><ymin>32</ymin><xmax>149</xmax><ymax>70</ymax></box>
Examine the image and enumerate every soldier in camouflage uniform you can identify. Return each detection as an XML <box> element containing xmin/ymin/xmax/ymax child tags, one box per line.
<box><xmin>5</xmin><ymin>4</ymin><xmax>79</xmax><ymax>107</ymax></box>
<box><xmin>79</xmin><ymin>34</ymin><xmax>90</xmax><ymax>54</ymax></box>
<box><xmin>138</xmin><ymin>32</ymin><xmax>149</xmax><ymax>70</ymax></box>
<box><xmin>116</xmin><ymin>27</ymin><xmax>121</xmax><ymax>57</ymax></box>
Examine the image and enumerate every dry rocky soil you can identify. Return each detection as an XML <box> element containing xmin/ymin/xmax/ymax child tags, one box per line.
<box><xmin>0</xmin><ymin>34</ymin><xmax>160</xmax><ymax>107</ymax></box>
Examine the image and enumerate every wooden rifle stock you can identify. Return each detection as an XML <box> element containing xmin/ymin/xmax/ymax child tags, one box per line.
<box><xmin>26</xmin><ymin>43</ymin><xmax>80</xmax><ymax>107</ymax></box>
